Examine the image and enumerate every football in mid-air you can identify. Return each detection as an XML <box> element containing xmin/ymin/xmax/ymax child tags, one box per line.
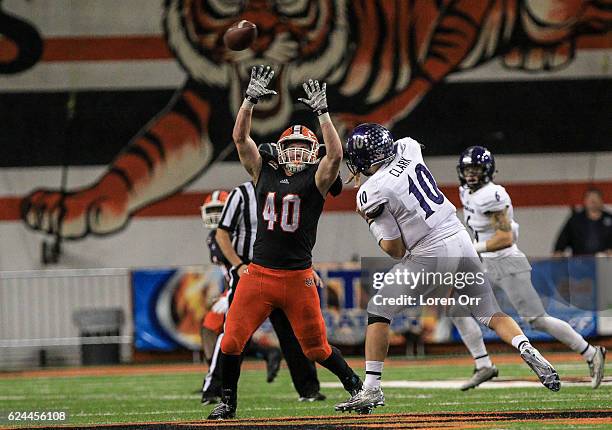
<box><xmin>223</xmin><ymin>20</ymin><xmax>258</xmax><ymax>51</ymax></box>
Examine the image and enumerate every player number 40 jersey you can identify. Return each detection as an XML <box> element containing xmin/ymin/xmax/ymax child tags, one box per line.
<box><xmin>459</xmin><ymin>182</ymin><xmax>523</xmax><ymax>258</ymax></box>
<box><xmin>357</xmin><ymin>138</ymin><xmax>463</xmax><ymax>252</ymax></box>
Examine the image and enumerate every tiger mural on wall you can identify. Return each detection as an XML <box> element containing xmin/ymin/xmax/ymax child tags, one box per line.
<box><xmin>20</xmin><ymin>0</ymin><xmax>612</xmax><ymax>240</ymax></box>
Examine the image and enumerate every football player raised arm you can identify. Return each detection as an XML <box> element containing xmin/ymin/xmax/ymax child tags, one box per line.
<box><xmin>232</xmin><ymin>65</ymin><xmax>275</xmax><ymax>181</ymax></box>
<box><xmin>297</xmin><ymin>80</ymin><xmax>343</xmax><ymax>195</ymax></box>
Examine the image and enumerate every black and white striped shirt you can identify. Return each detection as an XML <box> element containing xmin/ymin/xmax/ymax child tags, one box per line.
<box><xmin>217</xmin><ymin>181</ymin><xmax>258</xmax><ymax>262</ymax></box>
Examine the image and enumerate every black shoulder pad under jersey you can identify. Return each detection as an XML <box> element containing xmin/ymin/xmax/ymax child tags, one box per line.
<box><xmin>366</xmin><ymin>203</ymin><xmax>385</xmax><ymax>219</ymax></box>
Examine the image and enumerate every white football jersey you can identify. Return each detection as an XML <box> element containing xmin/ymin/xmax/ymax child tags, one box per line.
<box><xmin>459</xmin><ymin>182</ymin><xmax>523</xmax><ymax>258</ymax></box>
<box><xmin>357</xmin><ymin>137</ymin><xmax>463</xmax><ymax>253</ymax></box>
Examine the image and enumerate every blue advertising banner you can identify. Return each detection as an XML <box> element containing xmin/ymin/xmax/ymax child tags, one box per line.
<box><xmin>132</xmin><ymin>269</ymin><xmax>178</xmax><ymax>351</ymax></box>
<box><xmin>132</xmin><ymin>259</ymin><xmax>598</xmax><ymax>351</ymax></box>
<box><xmin>319</xmin><ymin>264</ymin><xmax>421</xmax><ymax>346</ymax></box>
<box><xmin>132</xmin><ymin>267</ymin><xmax>225</xmax><ymax>351</ymax></box>
<box><xmin>463</xmin><ymin>257</ymin><xmax>597</xmax><ymax>342</ymax></box>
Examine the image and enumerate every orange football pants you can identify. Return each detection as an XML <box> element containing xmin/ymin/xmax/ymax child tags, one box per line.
<box><xmin>221</xmin><ymin>263</ymin><xmax>332</xmax><ymax>362</ymax></box>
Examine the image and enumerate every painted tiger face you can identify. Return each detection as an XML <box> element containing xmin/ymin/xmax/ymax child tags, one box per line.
<box><xmin>164</xmin><ymin>0</ymin><xmax>348</xmax><ymax>135</ymax></box>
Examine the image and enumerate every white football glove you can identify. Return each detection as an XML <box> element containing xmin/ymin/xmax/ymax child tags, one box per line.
<box><xmin>211</xmin><ymin>296</ymin><xmax>229</xmax><ymax>314</ymax></box>
<box><xmin>298</xmin><ymin>79</ymin><xmax>328</xmax><ymax>116</ymax></box>
<box><xmin>245</xmin><ymin>65</ymin><xmax>277</xmax><ymax>103</ymax></box>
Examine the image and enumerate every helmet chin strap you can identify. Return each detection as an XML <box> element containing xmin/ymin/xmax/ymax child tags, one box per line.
<box><xmin>467</xmin><ymin>179</ymin><xmax>485</xmax><ymax>191</ymax></box>
<box><xmin>344</xmin><ymin>172</ymin><xmax>362</xmax><ymax>188</ymax></box>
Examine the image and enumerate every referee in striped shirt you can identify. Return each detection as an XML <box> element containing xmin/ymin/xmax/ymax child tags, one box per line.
<box><xmin>202</xmin><ymin>144</ymin><xmax>342</xmax><ymax>403</ymax></box>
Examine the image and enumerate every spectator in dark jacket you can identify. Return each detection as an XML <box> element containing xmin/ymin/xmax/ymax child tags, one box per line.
<box><xmin>554</xmin><ymin>188</ymin><xmax>612</xmax><ymax>256</ymax></box>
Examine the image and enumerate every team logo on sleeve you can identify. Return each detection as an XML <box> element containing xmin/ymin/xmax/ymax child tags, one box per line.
<box><xmin>305</xmin><ymin>277</ymin><xmax>314</xmax><ymax>287</ymax></box>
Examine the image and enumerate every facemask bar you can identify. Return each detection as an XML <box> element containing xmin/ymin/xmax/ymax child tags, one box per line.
<box><xmin>277</xmin><ymin>140</ymin><xmax>318</xmax><ymax>172</ymax></box>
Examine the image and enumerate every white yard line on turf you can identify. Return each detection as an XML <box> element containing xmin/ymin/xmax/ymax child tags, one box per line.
<box><xmin>321</xmin><ymin>380</ymin><xmax>610</xmax><ymax>389</ymax></box>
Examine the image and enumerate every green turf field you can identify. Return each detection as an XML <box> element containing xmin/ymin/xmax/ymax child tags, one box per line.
<box><xmin>0</xmin><ymin>356</ymin><xmax>610</xmax><ymax>429</ymax></box>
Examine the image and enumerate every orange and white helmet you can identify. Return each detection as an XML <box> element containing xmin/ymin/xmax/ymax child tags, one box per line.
<box><xmin>200</xmin><ymin>190</ymin><xmax>229</xmax><ymax>229</ymax></box>
<box><xmin>276</xmin><ymin>125</ymin><xmax>319</xmax><ymax>173</ymax></box>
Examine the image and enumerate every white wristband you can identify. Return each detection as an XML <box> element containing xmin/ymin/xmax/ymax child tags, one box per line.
<box><xmin>474</xmin><ymin>241</ymin><xmax>487</xmax><ymax>253</ymax></box>
<box><xmin>318</xmin><ymin>112</ymin><xmax>331</xmax><ymax>125</ymax></box>
<box><xmin>241</xmin><ymin>98</ymin><xmax>255</xmax><ymax>111</ymax></box>
<box><xmin>369</xmin><ymin>221</ymin><xmax>385</xmax><ymax>243</ymax></box>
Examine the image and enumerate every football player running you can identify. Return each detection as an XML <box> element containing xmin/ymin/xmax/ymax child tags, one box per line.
<box><xmin>336</xmin><ymin>124</ymin><xmax>560</xmax><ymax>413</ymax></box>
<box><xmin>207</xmin><ymin>66</ymin><xmax>362</xmax><ymax>419</ymax></box>
<box><xmin>451</xmin><ymin>146</ymin><xmax>605</xmax><ymax>390</ymax></box>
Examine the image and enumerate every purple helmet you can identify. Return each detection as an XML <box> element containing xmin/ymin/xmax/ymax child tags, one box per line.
<box><xmin>345</xmin><ymin>123</ymin><xmax>396</xmax><ymax>176</ymax></box>
<box><xmin>457</xmin><ymin>146</ymin><xmax>496</xmax><ymax>188</ymax></box>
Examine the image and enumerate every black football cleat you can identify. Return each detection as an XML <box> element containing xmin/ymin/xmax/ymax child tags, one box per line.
<box><xmin>266</xmin><ymin>348</ymin><xmax>282</xmax><ymax>383</ymax></box>
<box><xmin>207</xmin><ymin>389</ymin><xmax>237</xmax><ymax>420</ymax></box>
<box><xmin>298</xmin><ymin>392</ymin><xmax>327</xmax><ymax>402</ymax></box>
<box><xmin>201</xmin><ymin>393</ymin><xmax>220</xmax><ymax>405</ymax></box>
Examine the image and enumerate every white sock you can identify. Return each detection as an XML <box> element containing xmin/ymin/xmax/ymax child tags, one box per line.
<box><xmin>511</xmin><ymin>334</ymin><xmax>531</xmax><ymax>352</ymax></box>
<box><xmin>475</xmin><ymin>354</ymin><xmax>493</xmax><ymax>369</ymax></box>
<box><xmin>452</xmin><ymin>317</ymin><xmax>492</xmax><ymax>369</ymax></box>
<box><xmin>581</xmin><ymin>345</ymin><xmax>596</xmax><ymax>362</ymax></box>
<box><xmin>364</xmin><ymin>361</ymin><xmax>384</xmax><ymax>389</ymax></box>
<box><xmin>531</xmin><ymin>316</ymin><xmax>593</xmax><ymax>361</ymax></box>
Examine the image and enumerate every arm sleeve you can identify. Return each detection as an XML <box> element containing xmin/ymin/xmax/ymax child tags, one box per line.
<box><xmin>369</xmin><ymin>206</ymin><xmax>402</xmax><ymax>242</ymax></box>
<box><xmin>217</xmin><ymin>188</ymin><xmax>243</xmax><ymax>233</ymax></box>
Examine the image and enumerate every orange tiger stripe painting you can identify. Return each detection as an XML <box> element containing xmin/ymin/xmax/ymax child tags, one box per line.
<box><xmin>6</xmin><ymin>0</ymin><xmax>609</xmax><ymax>241</ymax></box>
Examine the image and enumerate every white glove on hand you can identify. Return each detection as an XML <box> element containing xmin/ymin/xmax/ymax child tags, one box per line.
<box><xmin>211</xmin><ymin>296</ymin><xmax>229</xmax><ymax>314</ymax></box>
<box><xmin>298</xmin><ymin>79</ymin><xmax>328</xmax><ymax>116</ymax></box>
<box><xmin>245</xmin><ymin>65</ymin><xmax>277</xmax><ymax>103</ymax></box>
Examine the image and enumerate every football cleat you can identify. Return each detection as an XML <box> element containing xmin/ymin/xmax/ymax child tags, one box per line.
<box><xmin>266</xmin><ymin>348</ymin><xmax>282</xmax><ymax>383</ymax></box>
<box><xmin>335</xmin><ymin>386</ymin><xmax>385</xmax><ymax>413</ymax></box>
<box><xmin>206</xmin><ymin>389</ymin><xmax>236</xmax><ymax>420</ymax></box>
<box><xmin>588</xmin><ymin>346</ymin><xmax>606</xmax><ymax>389</ymax></box>
<box><xmin>201</xmin><ymin>393</ymin><xmax>220</xmax><ymax>405</ymax></box>
<box><xmin>298</xmin><ymin>392</ymin><xmax>327</xmax><ymax>402</ymax></box>
<box><xmin>201</xmin><ymin>381</ymin><xmax>222</xmax><ymax>405</ymax></box>
<box><xmin>460</xmin><ymin>365</ymin><xmax>499</xmax><ymax>391</ymax></box>
<box><xmin>520</xmin><ymin>346</ymin><xmax>560</xmax><ymax>391</ymax></box>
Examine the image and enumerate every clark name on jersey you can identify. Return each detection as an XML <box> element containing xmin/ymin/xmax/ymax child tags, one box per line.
<box><xmin>356</xmin><ymin>138</ymin><xmax>464</xmax><ymax>254</ymax></box>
